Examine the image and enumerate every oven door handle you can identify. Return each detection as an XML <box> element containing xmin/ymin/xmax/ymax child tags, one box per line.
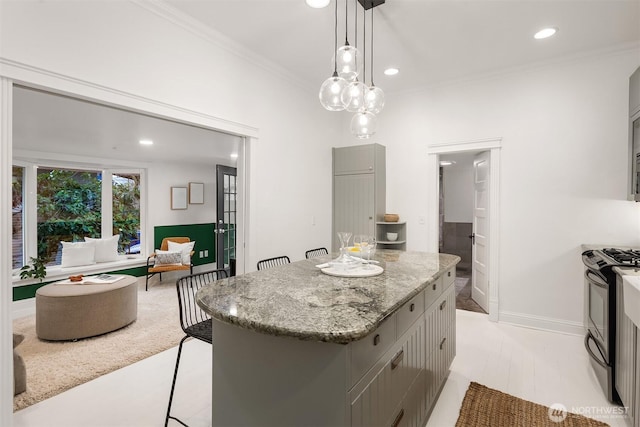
<box><xmin>584</xmin><ymin>331</ymin><xmax>608</xmax><ymax>369</ymax></box>
<box><xmin>584</xmin><ymin>270</ymin><xmax>607</xmax><ymax>289</ymax></box>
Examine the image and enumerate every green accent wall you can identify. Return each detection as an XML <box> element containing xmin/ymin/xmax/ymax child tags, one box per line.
<box><xmin>12</xmin><ymin>224</ymin><xmax>214</xmax><ymax>301</ymax></box>
<box><xmin>154</xmin><ymin>223</ymin><xmax>215</xmax><ymax>266</ymax></box>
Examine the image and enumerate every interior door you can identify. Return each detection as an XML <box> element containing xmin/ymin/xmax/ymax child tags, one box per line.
<box><xmin>216</xmin><ymin>165</ymin><xmax>237</xmax><ymax>274</ymax></box>
<box><xmin>471</xmin><ymin>152</ymin><xmax>490</xmax><ymax>312</ymax></box>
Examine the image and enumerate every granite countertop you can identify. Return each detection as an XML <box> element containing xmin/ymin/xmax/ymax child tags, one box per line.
<box><xmin>196</xmin><ymin>250</ymin><xmax>460</xmax><ymax>344</ymax></box>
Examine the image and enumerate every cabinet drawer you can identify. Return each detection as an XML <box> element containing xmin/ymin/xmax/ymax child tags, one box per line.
<box><xmin>351</xmin><ymin>360</ymin><xmax>394</xmax><ymax>427</ymax></box>
<box><xmin>425</xmin><ymin>276</ymin><xmax>443</xmax><ymax>309</ymax></box>
<box><xmin>397</xmin><ymin>291</ymin><xmax>425</xmax><ymax>337</ymax></box>
<box><xmin>351</xmin><ymin>315</ymin><xmax>396</xmax><ymax>386</ymax></box>
<box><xmin>442</xmin><ymin>267</ymin><xmax>455</xmax><ymax>289</ymax></box>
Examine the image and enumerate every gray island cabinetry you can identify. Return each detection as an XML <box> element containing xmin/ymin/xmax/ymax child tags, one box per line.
<box><xmin>197</xmin><ymin>250</ymin><xmax>459</xmax><ymax>427</ymax></box>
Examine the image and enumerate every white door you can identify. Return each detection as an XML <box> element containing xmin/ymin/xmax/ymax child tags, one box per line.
<box><xmin>472</xmin><ymin>151</ymin><xmax>490</xmax><ymax>312</ymax></box>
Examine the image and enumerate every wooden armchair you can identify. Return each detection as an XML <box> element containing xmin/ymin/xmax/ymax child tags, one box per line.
<box><xmin>146</xmin><ymin>237</ymin><xmax>194</xmax><ymax>291</ymax></box>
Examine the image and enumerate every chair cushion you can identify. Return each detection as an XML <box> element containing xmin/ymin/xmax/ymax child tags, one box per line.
<box><xmin>167</xmin><ymin>240</ymin><xmax>195</xmax><ymax>265</ymax></box>
<box><xmin>154</xmin><ymin>250</ymin><xmax>183</xmax><ymax>266</ymax></box>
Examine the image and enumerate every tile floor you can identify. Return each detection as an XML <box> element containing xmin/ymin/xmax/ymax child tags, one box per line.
<box><xmin>13</xmin><ymin>310</ymin><xmax>628</xmax><ymax>427</ymax></box>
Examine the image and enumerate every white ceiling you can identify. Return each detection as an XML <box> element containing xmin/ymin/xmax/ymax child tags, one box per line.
<box><xmin>13</xmin><ymin>86</ymin><xmax>241</xmax><ymax>167</ymax></box>
<box><xmin>11</xmin><ymin>1</ymin><xmax>640</xmax><ymax>165</ymax></box>
<box><xmin>165</xmin><ymin>0</ymin><xmax>640</xmax><ymax>94</ymax></box>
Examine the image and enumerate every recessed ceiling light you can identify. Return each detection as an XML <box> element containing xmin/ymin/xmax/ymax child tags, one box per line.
<box><xmin>306</xmin><ymin>0</ymin><xmax>330</xmax><ymax>8</ymax></box>
<box><xmin>439</xmin><ymin>160</ymin><xmax>456</xmax><ymax>166</ymax></box>
<box><xmin>534</xmin><ymin>27</ymin><xmax>557</xmax><ymax>40</ymax></box>
<box><xmin>139</xmin><ymin>139</ymin><xmax>153</xmax><ymax>146</ymax></box>
<box><xmin>230</xmin><ymin>153</ymin><xmax>238</xmax><ymax>159</ymax></box>
<box><xmin>384</xmin><ymin>68</ymin><xmax>399</xmax><ymax>76</ymax></box>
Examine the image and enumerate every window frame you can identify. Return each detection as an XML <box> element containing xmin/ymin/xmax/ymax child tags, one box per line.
<box><xmin>12</xmin><ymin>159</ymin><xmax>146</xmax><ymax>277</ymax></box>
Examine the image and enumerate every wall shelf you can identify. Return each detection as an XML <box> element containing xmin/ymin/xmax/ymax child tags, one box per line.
<box><xmin>376</xmin><ymin>221</ymin><xmax>406</xmax><ymax>251</ymax></box>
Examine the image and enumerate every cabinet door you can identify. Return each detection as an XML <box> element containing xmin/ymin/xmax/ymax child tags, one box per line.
<box><xmin>616</xmin><ymin>274</ymin><xmax>636</xmax><ymax>420</ymax></box>
<box><xmin>334</xmin><ymin>145</ymin><xmax>376</xmax><ymax>175</ymax></box>
<box><xmin>351</xmin><ymin>361</ymin><xmax>393</xmax><ymax>427</ymax></box>
<box><xmin>334</xmin><ymin>174</ymin><xmax>375</xmax><ymax>241</ymax></box>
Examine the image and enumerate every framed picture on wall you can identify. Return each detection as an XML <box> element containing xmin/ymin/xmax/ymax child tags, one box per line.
<box><xmin>189</xmin><ymin>182</ymin><xmax>204</xmax><ymax>204</ymax></box>
<box><xmin>171</xmin><ymin>187</ymin><xmax>188</xmax><ymax>210</ymax></box>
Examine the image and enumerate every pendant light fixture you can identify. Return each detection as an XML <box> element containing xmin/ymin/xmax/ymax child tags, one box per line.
<box><xmin>317</xmin><ymin>0</ymin><xmax>386</xmax><ymax>138</ymax></box>
<box><xmin>364</xmin><ymin>6</ymin><xmax>384</xmax><ymax>115</ymax></box>
<box><xmin>319</xmin><ymin>0</ymin><xmax>348</xmax><ymax>111</ymax></box>
<box><xmin>335</xmin><ymin>0</ymin><xmax>362</xmax><ymax>81</ymax></box>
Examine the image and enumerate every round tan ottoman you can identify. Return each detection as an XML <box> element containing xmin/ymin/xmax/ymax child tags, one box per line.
<box><xmin>36</xmin><ymin>275</ymin><xmax>138</xmax><ymax>341</ymax></box>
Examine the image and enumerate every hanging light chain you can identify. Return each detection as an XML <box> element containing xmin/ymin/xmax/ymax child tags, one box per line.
<box><xmin>333</xmin><ymin>0</ymin><xmax>339</xmax><ymax>73</ymax></box>
<box><xmin>370</xmin><ymin>5</ymin><xmax>375</xmax><ymax>87</ymax></box>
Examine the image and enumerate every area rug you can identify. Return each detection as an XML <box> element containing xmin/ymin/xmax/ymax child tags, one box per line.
<box><xmin>456</xmin><ymin>382</ymin><xmax>610</xmax><ymax>427</ymax></box>
<box><xmin>13</xmin><ymin>278</ymin><xmax>185</xmax><ymax>412</ymax></box>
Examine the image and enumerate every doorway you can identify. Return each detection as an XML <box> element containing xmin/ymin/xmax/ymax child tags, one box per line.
<box><xmin>216</xmin><ymin>165</ymin><xmax>237</xmax><ymax>275</ymax></box>
<box><xmin>427</xmin><ymin>138</ymin><xmax>501</xmax><ymax>321</ymax></box>
<box><xmin>439</xmin><ymin>152</ymin><xmax>485</xmax><ymax>313</ymax></box>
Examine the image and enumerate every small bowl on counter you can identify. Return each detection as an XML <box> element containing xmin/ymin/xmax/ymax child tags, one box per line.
<box><xmin>386</xmin><ymin>232</ymin><xmax>398</xmax><ymax>241</ymax></box>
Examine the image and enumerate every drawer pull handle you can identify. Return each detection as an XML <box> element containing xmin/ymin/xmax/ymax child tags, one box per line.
<box><xmin>410</xmin><ymin>303</ymin><xmax>415</xmax><ymax>312</ymax></box>
<box><xmin>391</xmin><ymin>349</ymin><xmax>404</xmax><ymax>370</ymax></box>
<box><xmin>440</xmin><ymin>300</ymin><xmax>447</xmax><ymax>310</ymax></box>
<box><xmin>432</xmin><ymin>283</ymin><xmax>437</xmax><ymax>291</ymax></box>
<box><xmin>373</xmin><ymin>334</ymin><xmax>380</xmax><ymax>346</ymax></box>
<box><xmin>391</xmin><ymin>409</ymin><xmax>404</xmax><ymax>427</ymax></box>
<box><xmin>440</xmin><ymin>337</ymin><xmax>446</xmax><ymax>350</ymax></box>
<box><xmin>448</xmin><ymin>271</ymin><xmax>451</xmax><ymax>277</ymax></box>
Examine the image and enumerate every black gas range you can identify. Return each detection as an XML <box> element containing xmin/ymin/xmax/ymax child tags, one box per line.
<box><xmin>581</xmin><ymin>247</ymin><xmax>640</xmax><ymax>405</ymax></box>
<box><xmin>583</xmin><ymin>248</ymin><xmax>640</xmax><ymax>272</ymax></box>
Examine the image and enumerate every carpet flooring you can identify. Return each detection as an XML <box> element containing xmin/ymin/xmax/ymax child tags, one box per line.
<box><xmin>456</xmin><ymin>382</ymin><xmax>610</xmax><ymax>427</ymax></box>
<box><xmin>12</xmin><ymin>277</ymin><xmax>184</xmax><ymax>411</ymax></box>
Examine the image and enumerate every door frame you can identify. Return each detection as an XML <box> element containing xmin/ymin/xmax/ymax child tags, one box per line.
<box><xmin>427</xmin><ymin>137</ymin><xmax>501</xmax><ymax>322</ymax></box>
<box><xmin>0</xmin><ymin>59</ymin><xmax>257</xmax><ymax>426</ymax></box>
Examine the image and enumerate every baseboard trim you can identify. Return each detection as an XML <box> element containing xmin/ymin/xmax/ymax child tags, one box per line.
<box><xmin>499</xmin><ymin>310</ymin><xmax>584</xmax><ymax>336</ymax></box>
<box><xmin>13</xmin><ymin>298</ymin><xmax>35</xmax><ymax>320</ymax></box>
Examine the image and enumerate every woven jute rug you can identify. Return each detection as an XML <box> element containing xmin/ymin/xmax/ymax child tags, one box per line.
<box><xmin>13</xmin><ymin>277</ymin><xmax>185</xmax><ymax>412</ymax></box>
<box><xmin>456</xmin><ymin>382</ymin><xmax>610</xmax><ymax>427</ymax></box>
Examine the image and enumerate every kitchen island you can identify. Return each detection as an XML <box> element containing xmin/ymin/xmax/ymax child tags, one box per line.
<box><xmin>197</xmin><ymin>250</ymin><xmax>459</xmax><ymax>427</ymax></box>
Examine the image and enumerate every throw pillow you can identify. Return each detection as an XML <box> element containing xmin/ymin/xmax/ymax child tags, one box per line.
<box><xmin>167</xmin><ymin>240</ymin><xmax>195</xmax><ymax>265</ymax></box>
<box><xmin>61</xmin><ymin>241</ymin><xmax>96</xmax><ymax>268</ymax></box>
<box><xmin>85</xmin><ymin>235</ymin><xmax>120</xmax><ymax>263</ymax></box>
<box><xmin>154</xmin><ymin>250</ymin><xmax>183</xmax><ymax>266</ymax></box>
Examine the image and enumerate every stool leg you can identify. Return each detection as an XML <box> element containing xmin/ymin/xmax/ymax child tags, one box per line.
<box><xmin>165</xmin><ymin>335</ymin><xmax>189</xmax><ymax>427</ymax></box>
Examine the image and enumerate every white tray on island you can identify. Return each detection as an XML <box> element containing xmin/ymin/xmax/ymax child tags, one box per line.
<box><xmin>320</xmin><ymin>264</ymin><xmax>384</xmax><ymax>277</ymax></box>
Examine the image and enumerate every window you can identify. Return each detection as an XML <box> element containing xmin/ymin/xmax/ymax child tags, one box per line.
<box><xmin>12</xmin><ymin>166</ymin><xmax>24</xmax><ymax>269</ymax></box>
<box><xmin>112</xmin><ymin>173</ymin><xmax>141</xmax><ymax>254</ymax></box>
<box><xmin>37</xmin><ymin>168</ymin><xmax>102</xmax><ymax>266</ymax></box>
<box><xmin>13</xmin><ymin>163</ymin><xmax>144</xmax><ymax>272</ymax></box>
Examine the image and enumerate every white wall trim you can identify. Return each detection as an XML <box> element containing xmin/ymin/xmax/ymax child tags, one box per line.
<box><xmin>0</xmin><ymin>57</ymin><xmax>259</xmax><ymax>139</ymax></box>
<box><xmin>427</xmin><ymin>137</ymin><xmax>502</xmax><ymax>323</ymax></box>
<box><xmin>131</xmin><ymin>0</ymin><xmax>313</xmax><ymax>95</ymax></box>
<box><xmin>499</xmin><ymin>310</ymin><xmax>585</xmax><ymax>336</ymax></box>
<box><xmin>1</xmin><ymin>76</ymin><xmax>14</xmax><ymax>427</ymax></box>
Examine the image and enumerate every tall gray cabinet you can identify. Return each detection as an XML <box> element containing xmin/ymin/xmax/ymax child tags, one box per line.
<box><xmin>332</xmin><ymin>144</ymin><xmax>386</xmax><ymax>251</ymax></box>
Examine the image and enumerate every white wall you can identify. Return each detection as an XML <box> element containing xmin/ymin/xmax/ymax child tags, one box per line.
<box><xmin>364</xmin><ymin>47</ymin><xmax>640</xmax><ymax>331</ymax></box>
<box><xmin>0</xmin><ymin>0</ymin><xmax>339</xmax><ymax>271</ymax></box>
<box><xmin>442</xmin><ymin>160</ymin><xmax>474</xmax><ymax>224</ymax></box>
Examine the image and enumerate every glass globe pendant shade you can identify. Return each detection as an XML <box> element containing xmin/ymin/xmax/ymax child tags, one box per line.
<box><xmin>341</xmin><ymin>81</ymin><xmax>366</xmax><ymax>113</ymax></box>
<box><xmin>335</xmin><ymin>44</ymin><xmax>362</xmax><ymax>82</ymax></box>
<box><xmin>319</xmin><ymin>72</ymin><xmax>348</xmax><ymax>111</ymax></box>
<box><xmin>351</xmin><ymin>111</ymin><xmax>377</xmax><ymax>139</ymax></box>
<box><xmin>365</xmin><ymin>86</ymin><xmax>385</xmax><ymax>115</ymax></box>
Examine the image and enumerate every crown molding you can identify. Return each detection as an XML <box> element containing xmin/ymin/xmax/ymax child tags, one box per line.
<box><xmin>394</xmin><ymin>40</ymin><xmax>640</xmax><ymax>97</ymax></box>
<box><xmin>130</xmin><ymin>0</ymin><xmax>315</xmax><ymax>94</ymax></box>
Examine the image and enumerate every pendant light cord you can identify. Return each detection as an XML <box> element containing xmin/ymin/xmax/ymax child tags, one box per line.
<box><xmin>362</xmin><ymin>5</ymin><xmax>366</xmax><ymax>85</ymax></box>
<box><xmin>333</xmin><ymin>0</ymin><xmax>338</xmax><ymax>73</ymax></box>
<box><xmin>370</xmin><ymin>6</ymin><xmax>374</xmax><ymax>87</ymax></box>
<box><xmin>344</xmin><ymin>0</ymin><xmax>349</xmax><ymax>45</ymax></box>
